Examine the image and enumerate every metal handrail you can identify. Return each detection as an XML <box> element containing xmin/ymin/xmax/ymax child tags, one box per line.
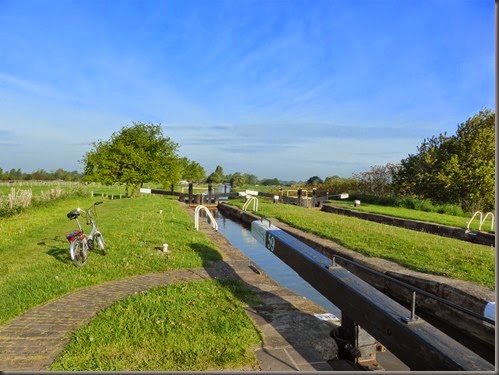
<box><xmin>194</xmin><ymin>205</ymin><xmax>218</xmax><ymax>231</ymax></box>
<box><xmin>467</xmin><ymin>211</ymin><xmax>483</xmax><ymax>230</ymax></box>
<box><xmin>467</xmin><ymin>211</ymin><xmax>495</xmax><ymax>232</ymax></box>
<box><xmin>242</xmin><ymin>196</ymin><xmax>258</xmax><ymax>212</ymax></box>
<box><xmin>330</xmin><ymin>254</ymin><xmax>495</xmax><ymax>325</ymax></box>
<box><xmin>481</xmin><ymin>212</ymin><xmax>495</xmax><ymax>231</ymax></box>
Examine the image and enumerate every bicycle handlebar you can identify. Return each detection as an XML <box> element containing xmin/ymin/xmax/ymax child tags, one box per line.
<box><xmin>67</xmin><ymin>202</ymin><xmax>103</xmax><ymax>221</ymax></box>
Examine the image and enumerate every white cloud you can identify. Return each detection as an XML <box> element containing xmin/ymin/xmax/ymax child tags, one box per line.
<box><xmin>0</xmin><ymin>73</ymin><xmax>61</xmax><ymax>99</ymax></box>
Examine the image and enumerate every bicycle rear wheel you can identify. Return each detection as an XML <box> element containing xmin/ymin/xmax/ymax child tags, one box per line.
<box><xmin>70</xmin><ymin>237</ymin><xmax>89</xmax><ymax>266</ymax></box>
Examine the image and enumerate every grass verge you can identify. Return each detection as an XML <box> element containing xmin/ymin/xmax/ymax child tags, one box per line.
<box><xmin>49</xmin><ymin>279</ymin><xmax>261</xmax><ymax>371</ymax></box>
<box><xmin>329</xmin><ymin>200</ymin><xmax>494</xmax><ymax>233</ymax></box>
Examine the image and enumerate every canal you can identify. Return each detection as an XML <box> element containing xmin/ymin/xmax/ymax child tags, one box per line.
<box><xmin>201</xmin><ymin>207</ymin><xmax>411</xmax><ymax>371</ymax></box>
<box><xmin>212</xmin><ymin>211</ymin><xmax>342</xmax><ymax>319</ymax></box>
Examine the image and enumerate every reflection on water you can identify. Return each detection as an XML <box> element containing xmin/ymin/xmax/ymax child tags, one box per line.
<box><xmin>214</xmin><ymin>213</ymin><xmax>341</xmax><ymax>317</ymax></box>
<box><xmin>213</xmin><ymin>184</ymin><xmax>231</xmax><ymax>194</ymax></box>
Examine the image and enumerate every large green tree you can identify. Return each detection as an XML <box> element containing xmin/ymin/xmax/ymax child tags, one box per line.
<box><xmin>393</xmin><ymin>109</ymin><xmax>495</xmax><ymax>212</ymax></box>
<box><xmin>454</xmin><ymin>109</ymin><xmax>495</xmax><ymax>211</ymax></box>
<box><xmin>82</xmin><ymin>122</ymin><xmax>180</xmax><ymax>197</ymax></box>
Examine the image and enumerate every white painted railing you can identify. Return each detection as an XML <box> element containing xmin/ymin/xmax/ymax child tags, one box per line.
<box><xmin>194</xmin><ymin>205</ymin><xmax>218</xmax><ymax>231</ymax></box>
<box><xmin>467</xmin><ymin>211</ymin><xmax>495</xmax><ymax>231</ymax></box>
<box><xmin>481</xmin><ymin>212</ymin><xmax>495</xmax><ymax>231</ymax></box>
<box><xmin>242</xmin><ymin>195</ymin><xmax>258</xmax><ymax>212</ymax></box>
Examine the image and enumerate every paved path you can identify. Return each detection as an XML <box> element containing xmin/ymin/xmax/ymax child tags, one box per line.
<box><xmin>0</xmin><ymin>210</ymin><xmax>341</xmax><ymax>372</ymax></box>
<box><xmin>0</xmin><ymin>268</ymin><xmax>219</xmax><ymax>371</ymax></box>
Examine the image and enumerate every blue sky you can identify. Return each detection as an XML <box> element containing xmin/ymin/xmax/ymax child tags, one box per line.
<box><xmin>0</xmin><ymin>0</ymin><xmax>494</xmax><ymax>181</ymax></box>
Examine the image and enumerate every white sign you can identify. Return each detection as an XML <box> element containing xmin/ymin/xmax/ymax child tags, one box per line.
<box><xmin>140</xmin><ymin>188</ymin><xmax>152</xmax><ymax>194</ymax></box>
<box><xmin>246</xmin><ymin>190</ymin><xmax>259</xmax><ymax>196</ymax></box>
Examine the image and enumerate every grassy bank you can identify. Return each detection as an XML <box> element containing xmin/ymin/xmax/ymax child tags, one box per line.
<box><xmin>228</xmin><ymin>198</ymin><xmax>495</xmax><ymax>289</ymax></box>
<box><xmin>329</xmin><ymin>200</ymin><xmax>495</xmax><ymax>233</ymax></box>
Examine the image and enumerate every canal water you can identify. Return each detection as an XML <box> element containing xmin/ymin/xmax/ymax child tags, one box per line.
<box><xmin>213</xmin><ymin>211</ymin><xmax>342</xmax><ymax>318</ymax></box>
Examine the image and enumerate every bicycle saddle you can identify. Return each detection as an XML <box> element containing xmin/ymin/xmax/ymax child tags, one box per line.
<box><xmin>67</xmin><ymin>209</ymin><xmax>80</xmax><ymax>219</ymax></box>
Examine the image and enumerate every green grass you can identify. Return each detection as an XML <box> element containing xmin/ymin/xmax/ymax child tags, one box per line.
<box><xmin>229</xmin><ymin>198</ymin><xmax>495</xmax><ymax>289</ymax></box>
<box><xmin>0</xmin><ymin>195</ymin><xmax>221</xmax><ymax>324</ymax></box>
<box><xmin>50</xmin><ymin>279</ymin><xmax>261</xmax><ymax>371</ymax></box>
<box><xmin>329</xmin><ymin>200</ymin><xmax>495</xmax><ymax>233</ymax></box>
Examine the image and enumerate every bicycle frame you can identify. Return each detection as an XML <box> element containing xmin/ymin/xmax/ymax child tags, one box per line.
<box><xmin>74</xmin><ymin>208</ymin><xmax>102</xmax><ymax>249</ymax></box>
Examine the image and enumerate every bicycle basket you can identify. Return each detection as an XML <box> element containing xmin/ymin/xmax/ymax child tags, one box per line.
<box><xmin>66</xmin><ymin>230</ymin><xmax>83</xmax><ymax>242</ymax></box>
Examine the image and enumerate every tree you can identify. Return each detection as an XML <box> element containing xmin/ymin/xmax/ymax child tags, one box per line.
<box><xmin>246</xmin><ymin>174</ymin><xmax>259</xmax><ymax>185</ymax></box>
<box><xmin>392</xmin><ymin>109</ymin><xmax>495</xmax><ymax>211</ymax></box>
<box><xmin>8</xmin><ymin>168</ymin><xmax>22</xmax><ymax>180</ymax></box>
<box><xmin>82</xmin><ymin>122</ymin><xmax>179</xmax><ymax>197</ymax></box>
<box><xmin>179</xmin><ymin>157</ymin><xmax>206</xmax><ymax>183</ymax></box>
<box><xmin>353</xmin><ymin>164</ymin><xmax>398</xmax><ymax>197</ymax></box>
<box><xmin>323</xmin><ymin>175</ymin><xmax>359</xmax><ymax>194</ymax></box>
<box><xmin>306</xmin><ymin>176</ymin><xmax>323</xmax><ymax>186</ymax></box>
<box><xmin>32</xmin><ymin>169</ymin><xmax>51</xmax><ymax>180</ymax></box>
<box><xmin>454</xmin><ymin>109</ymin><xmax>495</xmax><ymax>211</ymax></box>
<box><xmin>207</xmin><ymin>165</ymin><xmax>224</xmax><ymax>184</ymax></box>
<box><xmin>230</xmin><ymin>172</ymin><xmax>248</xmax><ymax>187</ymax></box>
<box><xmin>260</xmin><ymin>178</ymin><xmax>280</xmax><ymax>186</ymax></box>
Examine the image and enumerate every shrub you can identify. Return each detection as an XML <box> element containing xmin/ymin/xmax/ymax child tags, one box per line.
<box><xmin>436</xmin><ymin>203</ymin><xmax>466</xmax><ymax>217</ymax></box>
<box><xmin>415</xmin><ymin>199</ymin><xmax>434</xmax><ymax>212</ymax></box>
<box><xmin>0</xmin><ymin>184</ymin><xmax>92</xmax><ymax>217</ymax></box>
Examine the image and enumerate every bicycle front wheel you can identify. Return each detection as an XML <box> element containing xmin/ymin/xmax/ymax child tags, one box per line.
<box><xmin>70</xmin><ymin>237</ymin><xmax>89</xmax><ymax>267</ymax></box>
<box><xmin>95</xmin><ymin>234</ymin><xmax>106</xmax><ymax>255</ymax></box>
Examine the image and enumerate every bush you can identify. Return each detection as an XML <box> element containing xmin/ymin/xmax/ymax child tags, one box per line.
<box><xmin>414</xmin><ymin>199</ymin><xmax>433</xmax><ymax>212</ymax></box>
<box><xmin>0</xmin><ymin>185</ymin><xmax>91</xmax><ymax>217</ymax></box>
<box><xmin>435</xmin><ymin>203</ymin><xmax>465</xmax><ymax>217</ymax></box>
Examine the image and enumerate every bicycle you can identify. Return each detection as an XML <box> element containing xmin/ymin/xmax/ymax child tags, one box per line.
<box><xmin>66</xmin><ymin>201</ymin><xmax>106</xmax><ymax>266</ymax></box>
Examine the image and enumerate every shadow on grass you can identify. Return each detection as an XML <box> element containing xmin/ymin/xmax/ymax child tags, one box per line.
<box><xmin>46</xmin><ymin>247</ymin><xmax>72</xmax><ymax>264</ymax></box>
<box><xmin>188</xmin><ymin>242</ymin><xmax>223</xmax><ymax>267</ymax></box>
<box><xmin>39</xmin><ymin>235</ymin><xmax>73</xmax><ymax>265</ymax></box>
